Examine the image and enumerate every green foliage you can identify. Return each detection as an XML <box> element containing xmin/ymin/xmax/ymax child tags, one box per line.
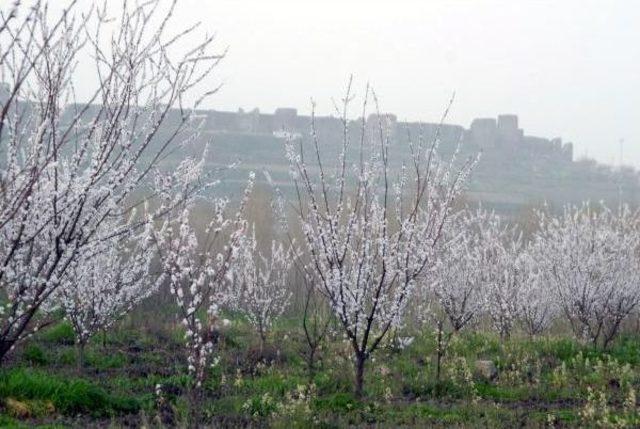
<box><xmin>0</xmin><ymin>415</ymin><xmax>32</xmax><ymax>429</ymax></box>
<box><xmin>57</xmin><ymin>349</ymin><xmax>76</xmax><ymax>366</ymax></box>
<box><xmin>311</xmin><ymin>363</ymin><xmax>354</xmax><ymax>395</ymax></box>
<box><xmin>22</xmin><ymin>345</ymin><xmax>49</xmax><ymax>366</ymax></box>
<box><xmin>608</xmin><ymin>335</ymin><xmax>640</xmax><ymax>365</ymax></box>
<box><xmin>392</xmin><ymin>402</ymin><xmax>469</xmax><ymax>425</ymax></box>
<box><xmin>0</xmin><ymin>368</ymin><xmax>139</xmax><ymax>416</ymax></box>
<box><xmin>314</xmin><ymin>392</ymin><xmax>360</xmax><ymax>413</ymax></box>
<box><xmin>242</xmin><ymin>392</ymin><xmax>280</xmax><ymax>418</ymax></box>
<box><xmin>4</xmin><ymin>314</ymin><xmax>640</xmax><ymax>427</ymax></box>
<box><xmin>448</xmin><ymin>331</ymin><xmax>502</xmax><ymax>358</ymax></box>
<box><xmin>241</xmin><ymin>371</ymin><xmax>303</xmax><ymax>396</ymax></box>
<box><xmin>534</xmin><ymin>337</ymin><xmax>583</xmax><ymax>362</ymax></box>
<box><xmin>474</xmin><ymin>383</ymin><xmax>529</xmax><ymax>401</ymax></box>
<box><xmin>85</xmin><ymin>350</ymin><xmax>128</xmax><ymax>370</ymax></box>
<box><xmin>37</xmin><ymin>322</ymin><xmax>75</xmax><ymax>345</ymax></box>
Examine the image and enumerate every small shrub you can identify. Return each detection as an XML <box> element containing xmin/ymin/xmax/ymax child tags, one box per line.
<box><xmin>446</xmin><ymin>357</ymin><xmax>479</xmax><ymax>401</ymax></box>
<box><xmin>57</xmin><ymin>349</ymin><xmax>76</xmax><ymax>366</ymax></box>
<box><xmin>242</xmin><ymin>392</ymin><xmax>279</xmax><ymax>418</ymax></box>
<box><xmin>580</xmin><ymin>387</ymin><xmax>611</xmax><ymax>427</ymax></box>
<box><xmin>39</xmin><ymin>322</ymin><xmax>75</xmax><ymax>345</ymax></box>
<box><xmin>551</xmin><ymin>362</ymin><xmax>568</xmax><ymax>388</ymax></box>
<box><xmin>22</xmin><ymin>344</ymin><xmax>49</xmax><ymax>366</ymax></box>
<box><xmin>278</xmin><ymin>383</ymin><xmax>316</xmax><ymax>418</ymax></box>
<box><xmin>312</xmin><ymin>363</ymin><xmax>354</xmax><ymax>396</ymax></box>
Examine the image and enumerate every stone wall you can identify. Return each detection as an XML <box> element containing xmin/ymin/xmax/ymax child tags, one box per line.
<box><xmin>194</xmin><ymin>107</ymin><xmax>574</xmax><ymax>165</ymax></box>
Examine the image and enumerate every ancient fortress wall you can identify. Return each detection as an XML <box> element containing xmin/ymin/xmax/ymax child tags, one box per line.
<box><xmin>191</xmin><ymin>106</ymin><xmax>574</xmax><ymax>165</ymax></box>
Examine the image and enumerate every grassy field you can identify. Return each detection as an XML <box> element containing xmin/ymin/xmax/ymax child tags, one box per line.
<box><xmin>1</xmin><ymin>314</ymin><xmax>639</xmax><ymax>428</ymax></box>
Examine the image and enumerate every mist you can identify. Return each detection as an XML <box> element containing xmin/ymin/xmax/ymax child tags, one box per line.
<box><xmin>46</xmin><ymin>0</ymin><xmax>639</xmax><ymax>167</ymax></box>
<box><xmin>3</xmin><ymin>2</ymin><xmax>640</xmax><ymax>426</ymax></box>
<box><xmin>168</xmin><ymin>0</ymin><xmax>639</xmax><ymax>167</ymax></box>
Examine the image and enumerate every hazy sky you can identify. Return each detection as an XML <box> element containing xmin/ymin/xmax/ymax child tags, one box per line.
<box><xmin>59</xmin><ymin>1</ymin><xmax>640</xmax><ymax>166</ymax></box>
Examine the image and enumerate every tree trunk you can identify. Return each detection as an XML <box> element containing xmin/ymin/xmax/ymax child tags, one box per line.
<box><xmin>76</xmin><ymin>341</ymin><xmax>86</xmax><ymax>373</ymax></box>
<box><xmin>256</xmin><ymin>317</ymin><xmax>268</xmax><ymax>355</ymax></box>
<box><xmin>436</xmin><ymin>331</ymin><xmax>442</xmax><ymax>379</ymax></box>
<box><xmin>354</xmin><ymin>353</ymin><xmax>366</xmax><ymax>398</ymax></box>
<box><xmin>500</xmin><ymin>326</ymin><xmax>510</xmax><ymax>341</ymax></box>
<box><xmin>187</xmin><ymin>386</ymin><xmax>201</xmax><ymax>429</ymax></box>
<box><xmin>259</xmin><ymin>331</ymin><xmax>266</xmax><ymax>354</ymax></box>
<box><xmin>0</xmin><ymin>339</ymin><xmax>15</xmax><ymax>365</ymax></box>
<box><xmin>435</xmin><ymin>320</ymin><xmax>443</xmax><ymax>395</ymax></box>
<box><xmin>307</xmin><ymin>346</ymin><xmax>316</xmax><ymax>382</ymax></box>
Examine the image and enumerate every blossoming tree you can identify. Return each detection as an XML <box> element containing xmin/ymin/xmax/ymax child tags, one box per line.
<box><xmin>55</xmin><ymin>217</ymin><xmax>155</xmax><ymax>368</ymax></box>
<box><xmin>427</xmin><ymin>208</ymin><xmax>487</xmax><ymax>333</ymax></box>
<box><xmin>531</xmin><ymin>204</ymin><xmax>640</xmax><ymax>348</ymax></box>
<box><xmin>284</xmin><ymin>80</ymin><xmax>476</xmax><ymax>397</ymax></box>
<box><xmin>479</xmin><ymin>211</ymin><xmax>525</xmax><ymax>340</ymax></box>
<box><xmin>235</xmin><ymin>231</ymin><xmax>294</xmax><ymax>351</ymax></box>
<box><xmin>0</xmin><ymin>0</ymin><xmax>221</xmax><ymax>362</ymax></box>
<box><xmin>152</xmin><ymin>174</ymin><xmax>254</xmax><ymax>410</ymax></box>
<box><xmin>517</xmin><ymin>249</ymin><xmax>556</xmax><ymax>336</ymax></box>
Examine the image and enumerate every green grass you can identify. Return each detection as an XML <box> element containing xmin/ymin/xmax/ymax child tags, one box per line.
<box><xmin>608</xmin><ymin>335</ymin><xmax>640</xmax><ymax>365</ymax></box>
<box><xmin>21</xmin><ymin>345</ymin><xmax>49</xmax><ymax>366</ymax></box>
<box><xmin>0</xmin><ymin>416</ymin><xmax>30</xmax><ymax>429</ymax></box>
<box><xmin>314</xmin><ymin>392</ymin><xmax>360</xmax><ymax>413</ymax></box>
<box><xmin>2</xmin><ymin>315</ymin><xmax>640</xmax><ymax>427</ymax></box>
<box><xmin>37</xmin><ymin>322</ymin><xmax>75</xmax><ymax>345</ymax></box>
<box><xmin>85</xmin><ymin>350</ymin><xmax>128</xmax><ymax>370</ymax></box>
<box><xmin>0</xmin><ymin>368</ymin><xmax>139</xmax><ymax>416</ymax></box>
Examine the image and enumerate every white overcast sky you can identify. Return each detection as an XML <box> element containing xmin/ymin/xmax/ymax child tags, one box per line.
<box><xmin>50</xmin><ymin>0</ymin><xmax>640</xmax><ymax>166</ymax></box>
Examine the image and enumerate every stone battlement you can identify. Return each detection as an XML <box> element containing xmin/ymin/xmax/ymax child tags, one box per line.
<box><xmin>466</xmin><ymin>114</ymin><xmax>572</xmax><ymax>162</ymax></box>
<box><xmin>189</xmin><ymin>107</ymin><xmax>573</xmax><ymax>164</ymax></box>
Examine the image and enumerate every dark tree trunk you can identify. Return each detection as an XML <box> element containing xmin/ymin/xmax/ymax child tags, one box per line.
<box><xmin>500</xmin><ymin>326</ymin><xmax>510</xmax><ymax>341</ymax></box>
<box><xmin>436</xmin><ymin>324</ymin><xmax>442</xmax><ymax>378</ymax></box>
<box><xmin>259</xmin><ymin>330</ymin><xmax>266</xmax><ymax>353</ymax></box>
<box><xmin>354</xmin><ymin>353</ymin><xmax>366</xmax><ymax>398</ymax></box>
<box><xmin>187</xmin><ymin>386</ymin><xmax>202</xmax><ymax>429</ymax></box>
<box><xmin>76</xmin><ymin>341</ymin><xmax>86</xmax><ymax>373</ymax></box>
<box><xmin>307</xmin><ymin>346</ymin><xmax>317</xmax><ymax>382</ymax></box>
<box><xmin>434</xmin><ymin>319</ymin><xmax>455</xmax><ymax>397</ymax></box>
<box><xmin>0</xmin><ymin>339</ymin><xmax>15</xmax><ymax>365</ymax></box>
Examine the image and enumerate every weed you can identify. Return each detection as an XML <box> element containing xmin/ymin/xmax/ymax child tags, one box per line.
<box><xmin>22</xmin><ymin>345</ymin><xmax>48</xmax><ymax>366</ymax></box>
<box><xmin>0</xmin><ymin>368</ymin><xmax>139</xmax><ymax>416</ymax></box>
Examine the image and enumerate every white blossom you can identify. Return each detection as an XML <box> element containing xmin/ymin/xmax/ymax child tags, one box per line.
<box><xmin>281</xmin><ymin>81</ymin><xmax>476</xmax><ymax>396</ymax></box>
<box><xmin>531</xmin><ymin>203</ymin><xmax>640</xmax><ymax>348</ymax></box>
<box><xmin>152</xmin><ymin>176</ymin><xmax>254</xmax><ymax>392</ymax></box>
<box><xmin>53</xmin><ymin>218</ymin><xmax>155</xmax><ymax>348</ymax></box>
<box><xmin>234</xmin><ymin>231</ymin><xmax>294</xmax><ymax>347</ymax></box>
<box><xmin>424</xmin><ymin>208</ymin><xmax>489</xmax><ymax>332</ymax></box>
<box><xmin>476</xmin><ymin>210</ymin><xmax>525</xmax><ymax>340</ymax></box>
<box><xmin>0</xmin><ymin>0</ymin><xmax>221</xmax><ymax>360</ymax></box>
